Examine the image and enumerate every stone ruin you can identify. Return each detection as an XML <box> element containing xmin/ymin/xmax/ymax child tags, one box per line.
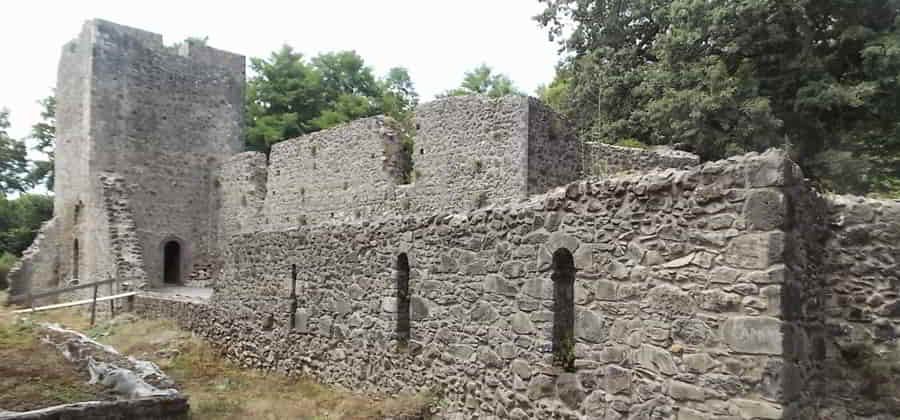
<box><xmin>8</xmin><ymin>19</ymin><xmax>899</xmax><ymax>419</ymax></box>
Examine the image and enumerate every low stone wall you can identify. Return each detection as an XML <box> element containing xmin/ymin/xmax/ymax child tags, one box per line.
<box><xmin>0</xmin><ymin>396</ymin><xmax>188</xmax><ymax>420</ymax></box>
<box><xmin>7</xmin><ymin>217</ymin><xmax>61</xmax><ymax>299</ymax></box>
<box><xmin>581</xmin><ymin>142</ymin><xmax>699</xmax><ymax>177</ymax></box>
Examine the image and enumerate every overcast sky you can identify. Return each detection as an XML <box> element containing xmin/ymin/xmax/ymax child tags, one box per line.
<box><xmin>0</xmin><ymin>0</ymin><xmax>561</xmax><ymax>140</ymax></box>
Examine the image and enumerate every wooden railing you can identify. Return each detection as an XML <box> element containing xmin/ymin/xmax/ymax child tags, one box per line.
<box><xmin>7</xmin><ymin>277</ymin><xmax>133</xmax><ymax>325</ymax></box>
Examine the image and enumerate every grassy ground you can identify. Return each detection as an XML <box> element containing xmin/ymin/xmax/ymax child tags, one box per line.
<box><xmin>2</xmin><ymin>292</ymin><xmax>433</xmax><ymax>419</ymax></box>
<box><xmin>0</xmin><ymin>293</ymin><xmax>106</xmax><ymax>410</ymax></box>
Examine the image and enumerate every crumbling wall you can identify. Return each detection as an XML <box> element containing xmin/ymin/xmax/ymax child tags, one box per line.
<box><xmin>526</xmin><ymin>99</ymin><xmax>581</xmax><ymax>195</ymax></box>
<box><xmin>411</xmin><ymin>95</ymin><xmax>530</xmax><ymax>213</ymax></box>
<box><xmin>196</xmin><ymin>150</ymin><xmax>805</xmax><ymax>418</ymax></box>
<box><xmin>262</xmin><ymin>117</ymin><xmax>402</xmax><ymax>229</ymax></box>
<box><xmin>98</xmin><ymin>173</ymin><xmax>147</xmax><ymax>287</ymax></box>
<box><xmin>217</xmin><ymin>152</ymin><xmax>268</xmax><ymax>243</ymax></box>
<box><xmin>581</xmin><ymin>142</ymin><xmax>699</xmax><ymax>177</ymax></box>
<box><xmin>7</xmin><ymin>218</ymin><xmax>61</xmax><ymax>298</ymax></box>
<box><xmin>817</xmin><ymin>195</ymin><xmax>900</xmax><ymax>418</ymax></box>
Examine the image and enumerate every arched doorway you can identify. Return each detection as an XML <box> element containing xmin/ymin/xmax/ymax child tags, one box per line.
<box><xmin>163</xmin><ymin>241</ymin><xmax>181</xmax><ymax>285</ymax></box>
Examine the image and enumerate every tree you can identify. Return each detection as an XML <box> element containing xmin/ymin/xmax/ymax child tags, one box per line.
<box><xmin>0</xmin><ymin>109</ymin><xmax>31</xmax><ymax>195</ymax></box>
<box><xmin>0</xmin><ymin>193</ymin><xmax>53</xmax><ymax>257</ymax></box>
<box><xmin>537</xmin><ymin>0</ymin><xmax>900</xmax><ymax>196</ymax></box>
<box><xmin>440</xmin><ymin>64</ymin><xmax>524</xmax><ymax>98</ymax></box>
<box><xmin>246</xmin><ymin>46</ymin><xmax>418</xmax><ymax>154</ymax></box>
<box><xmin>28</xmin><ymin>95</ymin><xmax>55</xmax><ymax>191</ymax></box>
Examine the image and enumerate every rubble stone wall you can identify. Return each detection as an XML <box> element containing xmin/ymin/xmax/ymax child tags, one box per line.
<box><xmin>191</xmin><ymin>151</ymin><xmax>800</xmax><ymax>418</ymax></box>
<box><xmin>817</xmin><ymin>195</ymin><xmax>900</xmax><ymax>417</ymax></box>
<box><xmin>581</xmin><ymin>143</ymin><xmax>700</xmax><ymax>178</ymax></box>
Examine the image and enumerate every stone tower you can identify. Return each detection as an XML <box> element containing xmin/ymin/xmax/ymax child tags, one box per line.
<box><xmin>12</xmin><ymin>19</ymin><xmax>245</xmax><ymax>293</ymax></box>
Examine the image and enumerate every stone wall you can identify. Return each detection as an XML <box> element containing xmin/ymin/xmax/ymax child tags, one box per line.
<box><xmin>817</xmin><ymin>195</ymin><xmax>900</xmax><ymax>417</ymax></box>
<box><xmin>217</xmin><ymin>152</ymin><xmax>268</xmax><ymax>242</ymax></box>
<box><xmin>581</xmin><ymin>143</ymin><xmax>699</xmax><ymax>177</ymax></box>
<box><xmin>192</xmin><ymin>150</ymin><xmax>804</xmax><ymax>418</ymax></box>
<box><xmin>411</xmin><ymin>95</ymin><xmax>530</xmax><ymax>213</ymax></box>
<box><xmin>263</xmin><ymin>117</ymin><xmax>403</xmax><ymax>228</ymax></box>
<box><xmin>526</xmin><ymin>99</ymin><xmax>581</xmax><ymax>195</ymax></box>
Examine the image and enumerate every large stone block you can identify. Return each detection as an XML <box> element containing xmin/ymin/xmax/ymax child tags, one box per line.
<box><xmin>722</xmin><ymin>316</ymin><xmax>782</xmax><ymax>355</ymax></box>
<box><xmin>743</xmin><ymin>189</ymin><xmax>786</xmax><ymax>231</ymax></box>
<box><xmin>724</xmin><ymin>232</ymin><xmax>785</xmax><ymax>269</ymax></box>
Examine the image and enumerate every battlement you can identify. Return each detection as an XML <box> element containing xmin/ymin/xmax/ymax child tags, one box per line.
<box><xmin>80</xmin><ymin>19</ymin><xmax>245</xmax><ymax>74</ymax></box>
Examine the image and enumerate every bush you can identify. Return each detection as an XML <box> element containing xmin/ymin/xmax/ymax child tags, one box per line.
<box><xmin>0</xmin><ymin>252</ymin><xmax>17</xmax><ymax>290</ymax></box>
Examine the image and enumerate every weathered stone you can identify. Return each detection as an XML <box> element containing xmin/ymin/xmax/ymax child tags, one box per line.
<box><xmin>724</xmin><ymin>232</ymin><xmax>785</xmax><ymax>269</ymax></box>
<box><xmin>729</xmin><ymin>398</ymin><xmax>782</xmax><ymax>419</ymax></box>
<box><xmin>510</xmin><ymin>312</ymin><xmax>535</xmax><ymax>335</ymax></box>
<box><xmin>410</xmin><ymin>296</ymin><xmax>430</xmax><ymax>321</ymax></box>
<box><xmin>548</xmin><ymin>231</ymin><xmax>580</xmax><ymax>253</ymax></box>
<box><xmin>556</xmin><ymin>373</ymin><xmax>586</xmax><ymax>409</ymax></box>
<box><xmin>484</xmin><ymin>274</ymin><xmax>517</xmax><ymax>296</ymax></box>
<box><xmin>510</xmin><ymin>359</ymin><xmax>532</xmax><ymax>379</ymax></box>
<box><xmin>523</xmin><ymin>278</ymin><xmax>552</xmax><ymax>299</ymax></box>
<box><xmin>471</xmin><ymin>301</ymin><xmax>499</xmax><ymax>322</ymax></box>
<box><xmin>648</xmin><ymin>285</ymin><xmax>694</xmax><ymax>316</ymax></box>
<box><xmin>672</xmin><ymin>318</ymin><xmax>712</xmax><ymax>346</ymax></box>
<box><xmin>605</xmin><ymin>365</ymin><xmax>632</xmax><ymax>394</ymax></box>
<box><xmin>743</xmin><ymin>189</ymin><xmax>786</xmax><ymax>231</ymax></box>
<box><xmin>683</xmin><ymin>353</ymin><xmax>717</xmax><ymax>373</ymax></box>
<box><xmin>501</xmin><ymin>261</ymin><xmax>527</xmax><ymax>279</ymax></box>
<box><xmin>669</xmin><ymin>380</ymin><xmax>706</xmax><ymax>401</ymax></box>
<box><xmin>633</xmin><ymin>344</ymin><xmax>677</xmax><ymax>375</ymax></box>
<box><xmin>527</xmin><ymin>375</ymin><xmax>556</xmax><ymax>400</ymax></box>
<box><xmin>576</xmin><ymin>310</ymin><xmax>608</xmax><ymax>343</ymax></box>
<box><xmin>722</xmin><ymin>317</ymin><xmax>782</xmax><ymax>355</ymax></box>
<box><xmin>595</xmin><ymin>279</ymin><xmax>617</xmax><ymax>300</ymax></box>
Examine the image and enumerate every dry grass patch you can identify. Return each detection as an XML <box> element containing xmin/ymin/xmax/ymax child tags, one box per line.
<box><xmin>97</xmin><ymin>318</ymin><xmax>433</xmax><ymax>419</ymax></box>
<box><xmin>0</xmin><ymin>292</ymin><xmax>107</xmax><ymax>411</ymax></box>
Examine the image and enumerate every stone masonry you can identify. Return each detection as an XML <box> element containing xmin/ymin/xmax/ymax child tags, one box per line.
<box><xmin>9</xmin><ymin>19</ymin><xmax>899</xmax><ymax>420</ymax></box>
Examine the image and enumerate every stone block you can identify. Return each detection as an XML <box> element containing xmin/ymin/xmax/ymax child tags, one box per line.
<box><xmin>729</xmin><ymin>398</ymin><xmax>782</xmax><ymax>419</ymax></box>
<box><xmin>605</xmin><ymin>365</ymin><xmax>632</xmax><ymax>394</ymax></box>
<box><xmin>722</xmin><ymin>316</ymin><xmax>782</xmax><ymax>355</ymax></box>
<box><xmin>724</xmin><ymin>232</ymin><xmax>785</xmax><ymax>269</ymax></box>
<box><xmin>743</xmin><ymin>189</ymin><xmax>786</xmax><ymax>231</ymax></box>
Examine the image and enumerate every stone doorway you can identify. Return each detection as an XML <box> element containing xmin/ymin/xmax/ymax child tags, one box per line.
<box><xmin>163</xmin><ymin>241</ymin><xmax>181</xmax><ymax>285</ymax></box>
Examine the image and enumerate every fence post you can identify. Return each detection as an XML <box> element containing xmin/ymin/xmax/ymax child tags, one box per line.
<box><xmin>90</xmin><ymin>282</ymin><xmax>98</xmax><ymax>326</ymax></box>
<box><xmin>27</xmin><ymin>290</ymin><xmax>34</xmax><ymax>312</ymax></box>
<box><xmin>108</xmin><ymin>275</ymin><xmax>115</xmax><ymax>318</ymax></box>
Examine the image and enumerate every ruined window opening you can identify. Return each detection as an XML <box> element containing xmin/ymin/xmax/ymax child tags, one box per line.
<box><xmin>552</xmin><ymin>248</ymin><xmax>575</xmax><ymax>370</ymax></box>
<box><xmin>163</xmin><ymin>241</ymin><xmax>181</xmax><ymax>285</ymax></box>
<box><xmin>72</xmin><ymin>239</ymin><xmax>80</xmax><ymax>280</ymax></box>
<box><xmin>396</xmin><ymin>253</ymin><xmax>411</xmax><ymax>347</ymax></box>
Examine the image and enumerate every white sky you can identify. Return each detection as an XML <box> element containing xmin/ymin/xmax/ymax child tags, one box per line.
<box><xmin>0</xmin><ymin>0</ymin><xmax>561</xmax><ymax>140</ymax></box>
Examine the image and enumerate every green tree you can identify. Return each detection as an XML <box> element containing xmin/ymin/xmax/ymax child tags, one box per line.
<box><xmin>28</xmin><ymin>95</ymin><xmax>55</xmax><ymax>191</ymax></box>
<box><xmin>0</xmin><ymin>193</ymin><xmax>53</xmax><ymax>257</ymax></box>
<box><xmin>440</xmin><ymin>64</ymin><xmax>524</xmax><ymax>98</ymax></box>
<box><xmin>245</xmin><ymin>47</ymin><xmax>412</xmax><ymax>154</ymax></box>
<box><xmin>0</xmin><ymin>109</ymin><xmax>31</xmax><ymax>194</ymax></box>
<box><xmin>537</xmin><ymin>0</ymin><xmax>900</xmax><ymax>196</ymax></box>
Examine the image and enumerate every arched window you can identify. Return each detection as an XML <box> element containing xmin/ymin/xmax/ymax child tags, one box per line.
<box><xmin>552</xmin><ymin>248</ymin><xmax>575</xmax><ymax>369</ymax></box>
<box><xmin>396</xmin><ymin>253</ymin><xmax>411</xmax><ymax>346</ymax></box>
<box><xmin>72</xmin><ymin>239</ymin><xmax>80</xmax><ymax>280</ymax></box>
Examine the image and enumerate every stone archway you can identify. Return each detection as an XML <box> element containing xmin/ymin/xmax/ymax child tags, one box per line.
<box><xmin>163</xmin><ymin>240</ymin><xmax>181</xmax><ymax>285</ymax></box>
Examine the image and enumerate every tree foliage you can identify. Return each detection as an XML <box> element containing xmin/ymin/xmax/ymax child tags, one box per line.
<box><xmin>440</xmin><ymin>64</ymin><xmax>524</xmax><ymax>98</ymax></box>
<box><xmin>537</xmin><ymin>0</ymin><xmax>900</xmax><ymax>195</ymax></box>
<box><xmin>245</xmin><ymin>47</ymin><xmax>418</xmax><ymax>154</ymax></box>
<box><xmin>0</xmin><ymin>109</ymin><xmax>30</xmax><ymax>195</ymax></box>
<box><xmin>0</xmin><ymin>193</ymin><xmax>53</xmax><ymax>257</ymax></box>
<box><xmin>28</xmin><ymin>95</ymin><xmax>55</xmax><ymax>191</ymax></box>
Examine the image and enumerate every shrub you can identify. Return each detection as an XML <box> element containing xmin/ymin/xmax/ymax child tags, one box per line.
<box><xmin>614</xmin><ymin>138</ymin><xmax>648</xmax><ymax>149</ymax></box>
<box><xmin>0</xmin><ymin>252</ymin><xmax>17</xmax><ymax>290</ymax></box>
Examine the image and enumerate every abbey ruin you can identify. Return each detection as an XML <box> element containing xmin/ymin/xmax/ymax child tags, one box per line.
<box><xmin>7</xmin><ymin>19</ymin><xmax>899</xmax><ymax>419</ymax></box>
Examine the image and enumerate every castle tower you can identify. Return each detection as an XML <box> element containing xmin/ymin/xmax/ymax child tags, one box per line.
<box><xmin>15</xmin><ymin>19</ymin><xmax>245</xmax><ymax>293</ymax></box>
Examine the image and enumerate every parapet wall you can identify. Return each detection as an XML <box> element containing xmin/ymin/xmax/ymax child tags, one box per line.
<box><xmin>263</xmin><ymin>117</ymin><xmax>403</xmax><ymax>229</ymax></box>
<box><xmin>217</xmin><ymin>152</ymin><xmax>268</xmax><ymax>242</ymax></box>
<box><xmin>204</xmin><ymin>150</ymin><xmax>808</xmax><ymax>418</ymax></box>
<box><xmin>581</xmin><ymin>142</ymin><xmax>699</xmax><ymax>177</ymax></box>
